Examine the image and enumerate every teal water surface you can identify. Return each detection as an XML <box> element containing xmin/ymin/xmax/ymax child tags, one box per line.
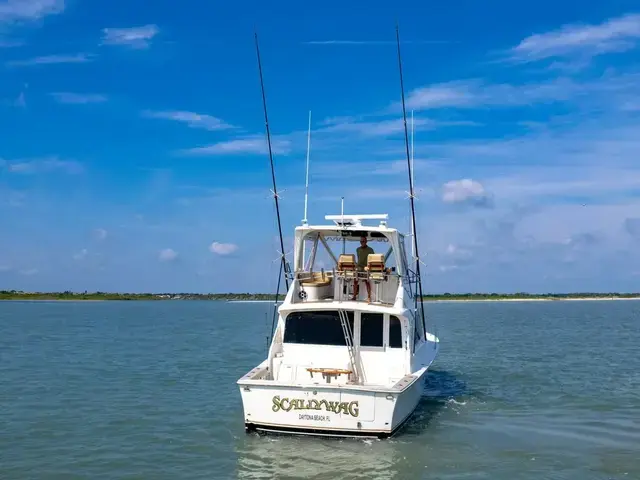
<box><xmin>1</xmin><ymin>300</ymin><xmax>639</xmax><ymax>479</ymax></box>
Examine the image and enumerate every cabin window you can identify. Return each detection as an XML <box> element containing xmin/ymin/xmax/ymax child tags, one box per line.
<box><xmin>283</xmin><ymin>311</ymin><xmax>354</xmax><ymax>346</ymax></box>
<box><xmin>389</xmin><ymin>316</ymin><xmax>403</xmax><ymax>348</ymax></box>
<box><xmin>360</xmin><ymin>313</ymin><xmax>384</xmax><ymax>347</ymax></box>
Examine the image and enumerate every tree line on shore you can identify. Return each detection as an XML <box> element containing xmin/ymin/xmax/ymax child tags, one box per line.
<box><xmin>1</xmin><ymin>290</ymin><xmax>639</xmax><ymax>301</ymax></box>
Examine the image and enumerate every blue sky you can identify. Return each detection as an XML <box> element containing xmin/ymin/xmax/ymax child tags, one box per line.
<box><xmin>2</xmin><ymin>0</ymin><xmax>640</xmax><ymax>294</ymax></box>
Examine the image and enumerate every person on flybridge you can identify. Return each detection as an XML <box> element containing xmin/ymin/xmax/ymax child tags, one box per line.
<box><xmin>353</xmin><ymin>235</ymin><xmax>374</xmax><ymax>302</ymax></box>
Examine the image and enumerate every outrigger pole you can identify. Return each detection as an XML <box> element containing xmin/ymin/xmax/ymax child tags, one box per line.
<box><xmin>254</xmin><ymin>32</ymin><xmax>290</xmax><ymax>292</ymax></box>
<box><xmin>395</xmin><ymin>24</ymin><xmax>427</xmax><ymax>338</ymax></box>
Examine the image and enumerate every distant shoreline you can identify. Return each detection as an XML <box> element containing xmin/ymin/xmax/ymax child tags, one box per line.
<box><xmin>426</xmin><ymin>297</ymin><xmax>640</xmax><ymax>303</ymax></box>
<box><xmin>2</xmin><ymin>291</ymin><xmax>640</xmax><ymax>303</ymax></box>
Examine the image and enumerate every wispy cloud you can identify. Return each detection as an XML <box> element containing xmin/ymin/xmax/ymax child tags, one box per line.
<box><xmin>322</xmin><ymin>116</ymin><xmax>478</xmax><ymax>136</ymax></box>
<box><xmin>142</xmin><ymin>110</ymin><xmax>235</xmax><ymax>131</ymax></box>
<box><xmin>0</xmin><ymin>0</ymin><xmax>66</xmax><ymax>52</ymax></box>
<box><xmin>50</xmin><ymin>92</ymin><xmax>108</xmax><ymax>104</ymax></box>
<box><xmin>509</xmin><ymin>12</ymin><xmax>640</xmax><ymax>62</ymax></box>
<box><xmin>0</xmin><ymin>0</ymin><xmax>64</xmax><ymax>24</ymax></box>
<box><xmin>404</xmin><ymin>81</ymin><xmax>474</xmax><ymax>109</ymax></box>
<box><xmin>402</xmin><ymin>78</ymin><xmax>582</xmax><ymax>110</ymax></box>
<box><xmin>180</xmin><ymin>136</ymin><xmax>291</xmax><ymax>156</ymax></box>
<box><xmin>311</xmin><ymin>158</ymin><xmax>438</xmax><ymax>180</ymax></box>
<box><xmin>6</xmin><ymin>53</ymin><xmax>93</xmax><ymax>67</ymax></box>
<box><xmin>401</xmin><ymin>71</ymin><xmax>640</xmax><ymax>111</ymax></box>
<box><xmin>101</xmin><ymin>24</ymin><xmax>159</xmax><ymax>49</ymax></box>
<box><xmin>320</xmin><ymin>117</ymin><xmax>434</xmax><ymax>136</ymax></box>
<box><xmin>303</xmin><ymin>39</ymin><xmax>451</xmax><ymax>45</ymax></box>
<box><xmin>2</xmin><ymin>156</ymin><xmax>83</xmax><ymax>174</ymax></box>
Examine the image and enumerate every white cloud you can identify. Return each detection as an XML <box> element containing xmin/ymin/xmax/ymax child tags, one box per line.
<box><xmin>405</xmin><ymin>82</ymin><xmax>474</xmax><ymax>110</ymax></box>
<box><xmin>50</xmin><ymin>92</ymin><xmax>108</xmax><ymax>104</ymax></box>
<box><xmin>442</xmin><ymin>179</ymin><xmax>492</xmax><ymax>206</ymax></box>
<box><xmin>159</xmin><ymin>248</ymin><xmax>178</xmax><ymax>262</ymax></box>
<box><xmin>209</xmin><ymin>242</ymin><xmax>238</xmax><ymax>255</ymax></box>
<box><xmin>510</xmin><ymin>13</ymin><xmax>640</xmax><ymax>62</ymax></box>
<box><xmin>320</xmin><ymin>117</ymin><xmax>436</xmax><ymax>136</ymax></box>
<box><xmin>93</xmin><ymin>228</ymin><xmax>107</xmax><ymax>241</ymax></box>
<box><xmin>101</xmin><ymin>25</ymin><xmax>159</xmax><ymax>49</ymax></box>
<box><xmin>142</xmin><ymin>110</ymin><xmax>234</xmax><ymax>131</ymax></box>
<box><xmin>181</xmin><ymin>136</ymin><xmax>291</xmax><ymax>156</ymax></box>
<box><xmin>303</xmin><ymin>39</ymin><xmax>450</xmax><ymax>46</ymax></box>
<box><xmin>73</xmin><ymin>248</ymin><xmax>88</xmax><ymax>260</ymax></box>
<box><xmin>6</xmin><ymin>53</ymin><xmax>94</xmax><ymax>67</ymax></box>
<box><xmin>403</xmin><ymin>77</ymin><xmax>581</xmax><ymax>111</ymax></box>
<box><xmin>3</xmin><ymin>156</ymin><xmax>83</xmax><ymax>174</ymax></box>
<box><xmin>0</xmin><ymin>0</ymin><xmax>64</xmax><ymax>24</ymax></box>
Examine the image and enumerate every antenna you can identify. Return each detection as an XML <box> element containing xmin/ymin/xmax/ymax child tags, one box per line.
<box><xmin>303</xmin><ymin>110</ymin><xmax>312</xmax><ymax>225</ymax></box>
<box><xmin>254</xmin><ymin>31</ymin><xmax>289</xmax><ymax>291</ymax></box>
<box><xmin>341</xmin><ymin>197</ymin><xmax>345</xmax><ymax>254</ymax></box>
<box><xmin>396</xmin><ymin>24</ymin><xmax>427</xmax><ymax>339</ymax></box>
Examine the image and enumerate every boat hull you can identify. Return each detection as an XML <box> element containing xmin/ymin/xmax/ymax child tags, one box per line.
<box><xmin>238</xmin><ymin>370</ymin><xmax>426</xmax><ymax>439</ymax></box>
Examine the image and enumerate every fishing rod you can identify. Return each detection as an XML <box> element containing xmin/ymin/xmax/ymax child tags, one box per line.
<box><xmin>255</xmin><ymin>32</ymin><xmax>289</xmax><ymax>353</ymax></box>
<box><xmin>395</xmin><ymin>24</ymin><xmax>427</xmax><ymax>338</ymax></box>
<box><xmin>254</xmin><ymin>32</ymin><xmax>290</xmax><ymax>291</ymax></box>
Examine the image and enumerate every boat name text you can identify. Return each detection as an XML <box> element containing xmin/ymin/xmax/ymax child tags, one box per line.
<box><xmin>272</xmin><ymin>395</ymin><xmax>359</xmax><ymax>417</ymax></box>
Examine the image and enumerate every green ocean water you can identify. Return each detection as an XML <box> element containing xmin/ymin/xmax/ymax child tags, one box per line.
<box><xmin>1</xmin><ymin>300</ymin><xmax>638</xmax><ymax>479</ymax></box>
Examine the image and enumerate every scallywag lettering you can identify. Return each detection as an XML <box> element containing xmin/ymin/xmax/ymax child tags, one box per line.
<box><xmin>271</xmin><ymin>395</ymin><xmax>359</xmax><ymax>417</ymax></box>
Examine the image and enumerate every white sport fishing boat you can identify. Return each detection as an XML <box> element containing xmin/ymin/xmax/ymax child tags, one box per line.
<box><xmin>237</xmin><ymin>213</ymin><xmax>439</xmax><ymax>438</ymax></box>
<box><xmin>237</xmin><ymin>27</ymin><xmax>439</xmax><ymax>439</ymax></box>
